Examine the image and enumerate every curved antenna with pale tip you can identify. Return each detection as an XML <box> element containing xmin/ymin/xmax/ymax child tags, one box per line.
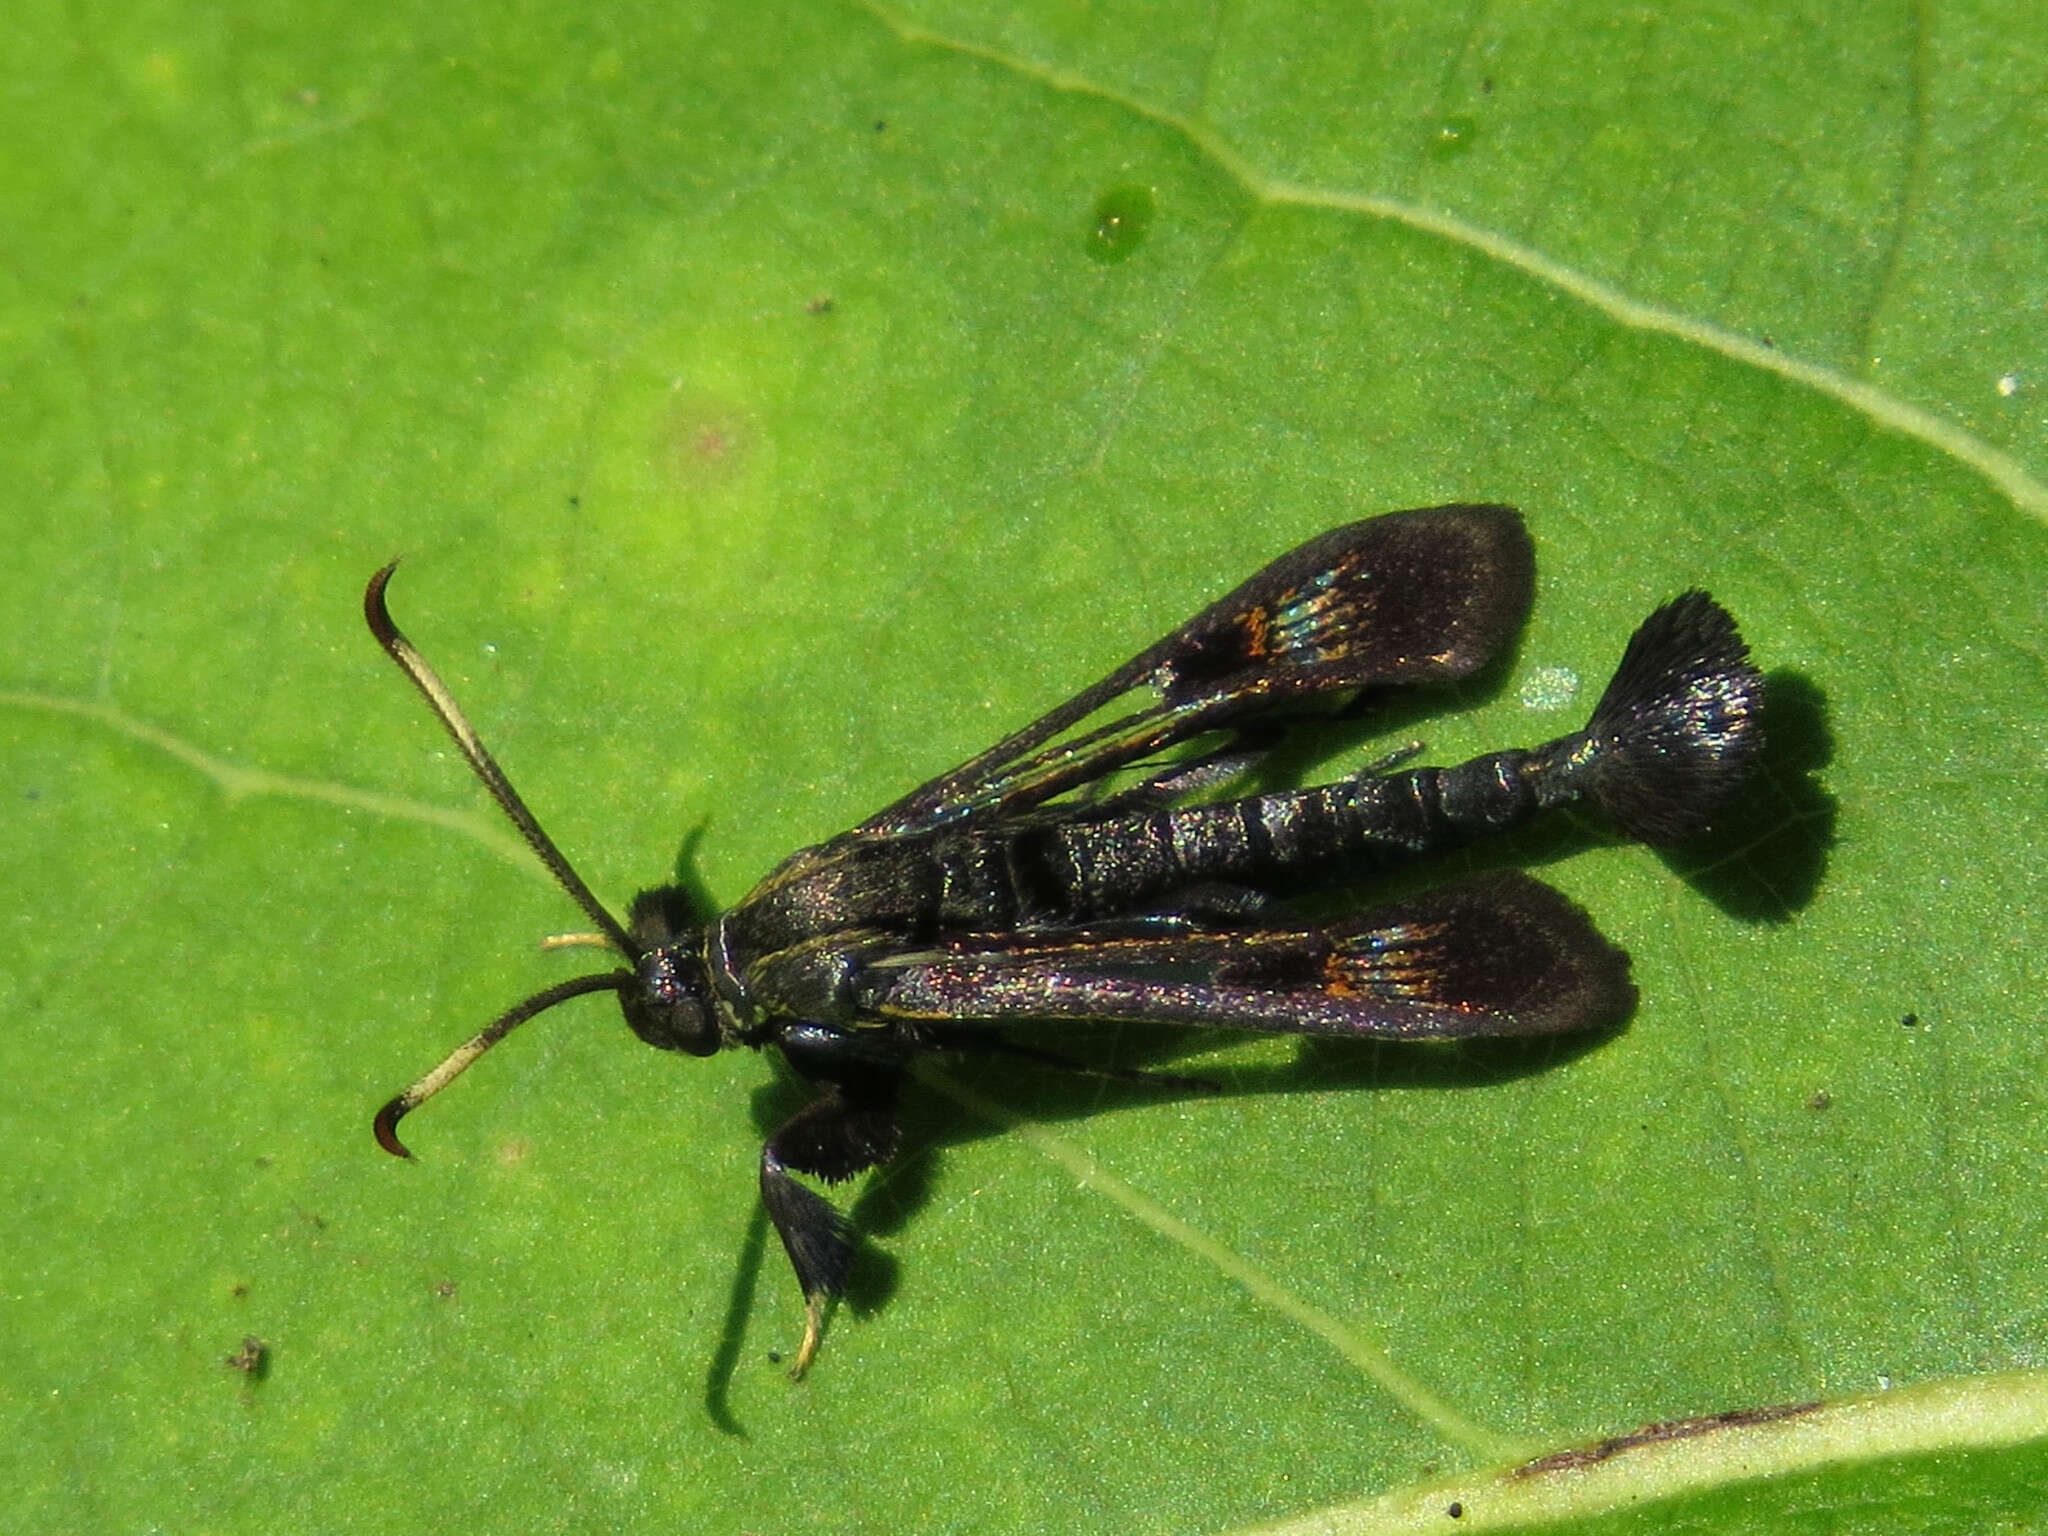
<box><xmin>373</xmin><ymin>971</ymin><xmax>635</xmax><ymax>1156</ymax></box>
<box><xmin>365</xmin><ymin>561</ymin><xmax>640</xmax><ymax>959</ymax></box>
<box><xmin>366</xmin><ymin>561</ymin><xmax>649</xmax><ymax>1156</ymax></box>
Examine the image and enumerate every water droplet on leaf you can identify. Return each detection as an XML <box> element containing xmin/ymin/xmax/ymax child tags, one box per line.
<box><xmin>1428</xmin><ymin>115</ymin><xmax>1479</xmax><ymax>158</ymax></box>
<box><xmin>1086</xmin><ymin>184</ymin><xmax>1156</xmax><ymax>265</ymax></box>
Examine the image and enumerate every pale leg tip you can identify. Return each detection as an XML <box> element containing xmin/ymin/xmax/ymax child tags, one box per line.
<box><xmin>788</xmin><ymin>1294</ymin><xmax>828</xmax><ymax>1380</ymax></box>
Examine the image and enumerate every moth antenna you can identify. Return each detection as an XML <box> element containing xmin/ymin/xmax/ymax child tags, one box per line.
<box><xmin>1577</xmin><ymin>590</ymin><xmax>1765</xmax><ymax>843</ymax></box>
<box><xmin>365</xmin><ymin>561</ymin><xmax>640</xmax><ymax>959</ymax></box>
<box><xmin>374</xmin><ymin>971</ymin><xmax>633</xmax><ymax>1157</ymax></box>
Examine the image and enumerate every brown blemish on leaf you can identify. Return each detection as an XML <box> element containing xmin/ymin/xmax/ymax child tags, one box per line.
<box><xmin>224</xmin><ymin>1336</ymin><xmax>269</xmax><ymax>1381</ymax></box>
<box><xmin>1513</xmin><ymin>1400</ymin><xmax>1824</xmax><ymax>1477</ymax></box>
<box><xmin>658</xmin><ymin>390</ymin><xmax>756</xmax><ymax>496</ymax></box>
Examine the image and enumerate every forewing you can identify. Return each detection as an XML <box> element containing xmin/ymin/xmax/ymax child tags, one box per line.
<box><xmin>861</xmin><ymin>872</ymin><xmax>1634</xmax><ymax>1041</ymax></box>
<box><xmin>857</xmin><ymin>505</ymin><xmax>1534</xmax><ymax>837</ymax></box>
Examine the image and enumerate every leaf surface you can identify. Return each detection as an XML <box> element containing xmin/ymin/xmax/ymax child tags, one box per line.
<box><xmin>3</xmin><ymin>2</ymin><xmax>2045</xmax><ymax>1532</ymax></box>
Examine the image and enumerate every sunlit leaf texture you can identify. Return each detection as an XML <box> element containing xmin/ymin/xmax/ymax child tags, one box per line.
<box><xmin>4</xmin><ymin>2</ymin><xmax>2045</xmax><ymax>1532</ymax></box>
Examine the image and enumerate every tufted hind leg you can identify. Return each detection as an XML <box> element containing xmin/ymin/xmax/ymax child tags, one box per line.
<box><xmin>758</xmin><ymin>1081</ymin><xmax>904</xmax><ymax>1377</ymax></box>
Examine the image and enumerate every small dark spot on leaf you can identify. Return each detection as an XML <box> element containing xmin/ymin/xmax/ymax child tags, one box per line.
<box><xmin>224</xmin><ymin>1337</ymin><xmax>270</xmax><ymax>1381</ymax></box>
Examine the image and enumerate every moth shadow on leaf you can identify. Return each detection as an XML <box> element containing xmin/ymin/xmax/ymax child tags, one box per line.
<box><xmin>1663</xmin><ymin>669</ymin><xmax>1834</xmax><ymax>921</ymax></box>
<box><xmin>729</xmin><ymin>1005</ymin><xmax>1622</xmax><ymax>1370</ymax></box>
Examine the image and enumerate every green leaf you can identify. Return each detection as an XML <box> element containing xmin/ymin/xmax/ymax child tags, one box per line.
<box><xmin>4</xmin><ymin>1</ymin><xmax>2044</xmax><ymax>1533</ymax></box>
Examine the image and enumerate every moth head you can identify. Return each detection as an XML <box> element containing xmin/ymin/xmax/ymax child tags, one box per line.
<box><xmin>618</xmin><ymin>887</ymin><xmax>722</xmax><ymax>1057</ymax></box>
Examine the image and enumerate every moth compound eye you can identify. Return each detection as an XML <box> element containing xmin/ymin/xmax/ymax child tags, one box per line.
<box><xmin>624</xmin><ymin>948</ymin><xmax>721</xmax><ymax>1057</ymax></box>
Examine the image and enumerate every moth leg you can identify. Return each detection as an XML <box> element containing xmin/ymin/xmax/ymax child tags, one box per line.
<box><xmin>758</xmin><ymin>1056</ymin><xmax>904</xmax><ymax>1379</ymax></box>
<box><xmin>1353</xmin><ymin>739</ymin><xmax>1425</xmax><ymax>775</ymax></box>
<box><xmin>1087</xmin><ymin>740</ymin><xmax>1272</xmax><ymax>810</ymax></box>
<box><xmin>758</xmin><ymin>1133</ymin><xmax>849</xmax><ymax>1380</ymax></box>
<box><xmin>1098</xmin><ymin>721</ymin><xmax>1427</xmax><ymax>814</ymax></box>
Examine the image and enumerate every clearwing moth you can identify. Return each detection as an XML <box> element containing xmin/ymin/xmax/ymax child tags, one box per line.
<box><xmin>368</xmin><ymin>506</ymin><xmax>1763</xmax><ymax>1374</ymax></box>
